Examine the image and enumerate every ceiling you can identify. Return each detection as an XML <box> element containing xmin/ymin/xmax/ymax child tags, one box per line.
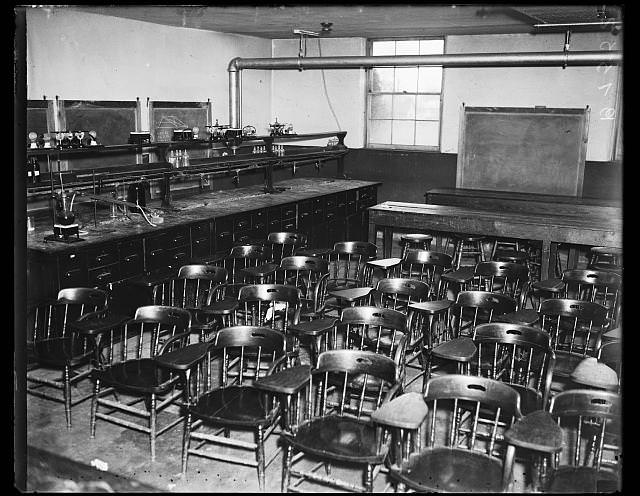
<box><xmin>69</xmin><ymin>5</ymin><xmax>623</xmax><ymax>39</ymax></box>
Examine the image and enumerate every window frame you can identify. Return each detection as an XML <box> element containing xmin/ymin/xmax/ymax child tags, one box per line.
<box><xmin>365</xmin><ymin>36</ymin><xmax>446</xmax><ymax>152</ymax></box>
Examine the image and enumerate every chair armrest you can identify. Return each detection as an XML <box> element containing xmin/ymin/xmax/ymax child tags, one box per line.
<box><xmin>254</xmin><ymin>365</ymin><xmax>312</xmax><ymax>395</ymax></box>
<box><xmin>157</xmin><ymin>331</ymin><xmax>196</xmax><ymax>357</ymax></box>
<box><xmin>70</xmin><ymin>312</ymin><xmax>130</xmax><ymax>337</ymax></box>
<box><xmin>504</xmin><ymin>410</ymin><xmax>563</xmax><ymax>454</ymax></box>
<box><xmin>440</xmin><ymin>267</ymin><xmax>475</xmax><ymax>284</ymax></box>
<box><xmin>155</xmin><ymin>341</ymin><xmax>212</xmax><ymax>371</ymax></box>
<box><xmin>75</xmin><ymin>307</ymin><xmax>109</xmax><ymax>322</ymax></box>
<box><xmin>372</xmin><ymin>392</ymin><xmax>429</xmax><ymax>430</ymax></box>
<box><xmin>531</xmin><ymin>278</ymin><xmax>565</xmax><ymax>293</ymax></box>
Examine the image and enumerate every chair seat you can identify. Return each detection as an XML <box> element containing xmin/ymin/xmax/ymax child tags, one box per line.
<box><xmin>441</xmin><ymin>267</ymin><xmax>475</xmax><ymax>284</ymax></box>
<box><xmin>189</xmin><ymin>385</ymin><xmax>275</xmax><ymax>427</ymax></box>
<box><xmin>286</xmin><ymin>415</ymin><xmax>385</xmax><ymax>464</ymax></box>
<box><xmin>97</xmin><ymin>358</ymin><xmax>178</xmax><ymax>394</ymax></box>
<box><xmin>431</xmin><ymin>337</ymin><xmax>477</xmax><ymax>362</ymax></box>
<box><xmin>548</xmin><ymin>466</ymin><xmax>619</xmax><ymax>493</ymax></box>
<box><xmin>494</xmin><ymin>250</ymin><xmax>528</xmax><ymax>263</ymax></box>
<box><xmin>33</xmin><ymin>337</ymin><xmax>94</xmax><ymax>367</ymax></box>
<box><xmin>201</xmin><ymin>299</ymin><xmax>240</xmax><ymax>315</ymax></box>
<box><xmin>393</xmin><ymin>447</ymin><xmax>504</xmax><ymax>493</ymax></box>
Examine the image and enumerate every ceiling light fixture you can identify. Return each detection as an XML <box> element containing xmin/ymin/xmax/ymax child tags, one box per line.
<box><xmin>321</xmin><ymin>22</ymin><xmax>333</xmax><ymax>33</ymax></box>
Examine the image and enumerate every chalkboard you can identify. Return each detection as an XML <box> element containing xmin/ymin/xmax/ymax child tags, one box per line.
<box><xmin>60</xmin><ymin>100</ymin><xmax>139</xmax><ymax>169</ymax></box>
<box><xmin>149</xmin><ymin>100</ymin><xmax>211</xmax><ymax>142</ymax></box>
<box><xmin>457</xmin><ymin>106</ymin><xmax>589</xmax><ymax>197</ymax></box>
<box><xmin>26</xmin><ymin>99</ymin><xmax>52</xmax><ymax>141</ymax></box>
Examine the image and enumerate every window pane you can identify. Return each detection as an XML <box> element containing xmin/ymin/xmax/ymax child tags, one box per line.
<box><xmin>392</xmin><ymin>120</ymin><xmax>415</xmax><ymax>145</ymax></box>
<box><xmin>370</xmin><ymin>94</ymin><xmax>393</xmax><ymax>119</ymax></box>
<box><xmin>372</xmin><ymin>40</ymin><xmax>395</xmax><ymax>56</ymax></box>
<box><xmin>395</xmin><ymin>67</ymin><xmax>418</xmax><ymax>93</ymax></box>
<box><xmin>418</xmin><ymin>66</ymin><xmax>443</xmax><ymax>93</ymax></box>
<box><xmin>416</xmin><ymin>95</ymin><xmax>440</xmax><ymax>120</ymax></box>
<box><xmin>369</xmin><ymin>119</ymin><xmax>392</xmax><ymax>143</ymax></box>
<box><xmin>415</xmin><ymin>121</ymin><xmax>440</xmax><ymax>146</ymax></box>
<box><xmin>396</xmin><ymin>40</ymin><xmax>419</xmax><ymax>55</ymax></box>
<box><xmin>371</xmin><ymin>67</ymin><xmax>394</xmax><ymax>92</ymax></box>
<box><xmin>392</xmin><ymin>94</ymin><xmax>415</xmax><ymax>119</ymax></box>
<box><xmin>420</xmin><ymin>39</ymin><xmax>445</xmax><ymax>54</ymax></box>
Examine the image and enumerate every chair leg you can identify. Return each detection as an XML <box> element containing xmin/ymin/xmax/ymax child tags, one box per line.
<box><xmin>63</xmin><ymin>366</ymin><xmax>72</xmax><ymax>430</ymax></box>
<box><xmin>149</xmin><ymin>394</ymin><xmax>157</xmax><ymax>462</ymax></box>
<box><xmin>282</xmin><ymin>444</ymin><xmax>293</xmax><ymax>493</ymax></box>
<box><xmin>255</xmin><ymin>425</ymin><xmax>265</xmax><ymax>492</ymax></box>
<box><xmin>182</xmin><ymin>413</ymin><xmax>191</xmax><ymax>475</ymax></box>
<box><xmin>364</xmin><ymin>463</ymin><xmax>374</xmax><ymax>492</ymax></box>
<box><xmin>90</xmin><ymin>379</ymin><xmax>100</xmax><ymax>438</ymax></box>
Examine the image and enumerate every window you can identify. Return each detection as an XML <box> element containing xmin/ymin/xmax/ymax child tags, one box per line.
<box><xmin>366</xmin><ymin>38</ymin><xmax>444</xmax><ymax>150</ymax></box>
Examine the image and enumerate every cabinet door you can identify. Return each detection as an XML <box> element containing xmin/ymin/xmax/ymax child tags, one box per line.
<box><xmin>58</xmin><ymin>251</ymin><xmax>88</xmax><ymax>289</ymax></box>
<box><xmin>191</xmin><ymin>220</ymin><xmax>211</xmax><ymax>260</ymax></box>
<box><xmin>119</xmin><ymin>239</ymin><xmax>144</xmax><ymax>278</ymax></box>
<box><xmin>215</xmin><ymin>216</ymin><xmax>234</xmax><ymax>254</ymax></box>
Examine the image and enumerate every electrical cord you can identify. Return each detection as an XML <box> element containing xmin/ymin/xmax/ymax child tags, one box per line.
<box><xmin>317</xmin><ymin>38</ymin><xmax>342</xmax><ymax>132</ymax></box>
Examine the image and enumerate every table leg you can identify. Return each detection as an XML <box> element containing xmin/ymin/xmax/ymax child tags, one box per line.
<box><xmin>541</xmin><ymin>240</ymin><xmax>551</xmax><ymax>280</ymax></box>
<box><xmin>368</xmin><ymin>221</ymin><xmax>377</xmax><ymax>245</ymax></box>
<box><xmin>566</xmin><ymin>246</ymin><xmax>578</xmax><ymax>271</ymax></box>
<box><xmin>383</xmin><ymin>227</ymin><xmax>393</xmax><ymax>258</ymax></box>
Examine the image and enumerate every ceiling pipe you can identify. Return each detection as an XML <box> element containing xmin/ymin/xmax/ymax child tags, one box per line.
<box><xmin>227</xmin><ymin>50</ymin><xmax>622</xmax><ymax>128</ymax></box>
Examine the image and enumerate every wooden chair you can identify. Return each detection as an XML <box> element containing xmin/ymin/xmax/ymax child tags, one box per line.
<box><xmin>152</xmin><ymin>264</ymin><xmax>228</xmax><ymax>341</ymax></box>
<box><xmin>274</xmin><ymin>256</ymin><xmax>330</xmax><ymax>321</ymax></box>
<box><xmin>176</xmin><ymin>326</ymin><xmax>288</xmax><ymax>491</ymax></box>
<box><xmin>266</xmin><ymin>231</ymin><xmax>308</xmax><ymax>264</ymax></box>
<box><xmin>506</xmin><ymin>389</ymin><xmax>621</xmax><ymax>492</ymax></box>
<box><xmin>27</xmin><ymin>288</ymin><xmax>109</xmax><ymax>429</ymax></box>
<box><xmin>272</xmin><ymin>349</ymin><xmax>402</xmax><ymax>492</ymax></box>
<box><xmin>397</xmin><ymin>250</ymin><xmax>453</xmax><ymax>300</ymax></box>
<box><xmin>538</xmin><ymin>298</ymin><xmax>609</xmax><ymax>393</ymax></box>
<box><xmin>472</xmin><ymin>322</ymin><xmax>556</xmax><ymax>414</ymax></box>
<box><xmin>399</xmin><ymin>233</ymin><xmax>433</xmax><ymax>258</ymax></box>
<box><xmin>90</xmin><ymin>305</ymin><xmax>192</xmax><ymax>461</ymax></box>
<box><xmin>211</xmin><ymin>244</ymin><xmax>274</xmax><ymax>284</ymax></box>
<box><xmin>428</xmin><ymin>291</ymin><xmax>517</xmax><ymax>376</ymax></box>
<box><xmin>375</xmin><ymin>374</ymin><xmax>523</xmax><ymax>492</ymax></box>
<box><xmin>326</xmin><ymin>241</ymin><xmax>377</xmax><ymax>291</ymax></box>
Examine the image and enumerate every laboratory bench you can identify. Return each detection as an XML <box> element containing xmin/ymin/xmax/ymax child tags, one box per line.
<box><xmin>26</xmin><ymin>177</ymin><xmax>380</xmax><ymax>310</ymax></box>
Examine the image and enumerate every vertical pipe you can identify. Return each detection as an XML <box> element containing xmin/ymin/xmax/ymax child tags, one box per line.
<box><xmin>229</xmin><ymin>69</ymin><xmax>241</xmax><ymax>128</ymax></box>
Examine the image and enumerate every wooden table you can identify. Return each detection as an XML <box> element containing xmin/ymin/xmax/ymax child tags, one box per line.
<box><xmin>368</xmin><ymin>202</ymin><xmax>622</xmax><ymax>279</ymax></box>
<box><xmin>425</xmin><ymin>188</ymin><xmax>622</xmax><ymax>271</ymax></box>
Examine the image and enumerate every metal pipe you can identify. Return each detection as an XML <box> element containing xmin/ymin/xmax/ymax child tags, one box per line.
<box><xmin>228</xmin><ymin>50</ymin><xmax>622</xmax><ymax>127</ymax></box>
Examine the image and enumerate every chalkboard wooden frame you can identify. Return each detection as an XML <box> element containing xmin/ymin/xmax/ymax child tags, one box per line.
<box><xmin>148</xmin><ymin>100</ymin><xmax>212</xmax><ymax>143</ymax></box>
<box><xmin>456</xmin><ymin>106</ymin><xmax>589</xmax><ymax>197</ymax></box>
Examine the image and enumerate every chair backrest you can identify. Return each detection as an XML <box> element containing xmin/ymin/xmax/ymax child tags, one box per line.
<box><xmin>31</xmin><ymin>288</ymin><xmax>109</xmax><ymax>342</ymax></box>
<box><xmin>452</xmin><ymin>291</ymin><xmax>517</xmax><ymax>337</ymax></box>
<box><xmin>153</xmin><ymin>265</ymin><xmax>228</xmax><ymax>309</ymax></box>
<box><xmin>423</xmin><ymin>374</ymin><xmax>522</xmax><ymax>456</ymax></box>
<box><xmin>598</xmin><ymin>340</ymin><xmax>622</xmax><ymax>389</ymax></box>
<box><xmin>213</xmin><ymin>326</ymin><xmax>286</xmax><ymax>386</ymax></box>
<box><xmin>472</xmin><ymin>261</ymin><xmax>529</xmax><ymax>309</ymax></box>
<box><xmin>373</xmin><ymin>278</ymin><xmax>431</xmax><ymax>312</ymax></box>
<box><xmin>235</xmin><ymin>284</ymin><xmax>301</xmax><ymax>331</ymax></box>
<box><xmin>100</xmin><ymin>305</ymin><xmax>191</xmax><ymax>365</ymax></box>
<box><xmin>561</xmin><ymin>269</ymin><xmax>622</xmax><ymax>327</ymax></box>
<box><xmin>334</xmin><ymin>306</ymin><xmax>408</xmax><ymax>379</ymax></box>
<box><xmin>549</xmin><ymin>389</ymin><xmax>621</xmax><ymax>474</ymax></box>
<box><xmin>406</xmin><ymin>300</ymin><xmax>453</xmax><ymax>352</ymax></box>
<box><xmin>539</xmin><ymin>298</ymin><xmax>609</xmax><ymax>356</ymax></box>
<box><xmin>473</xmin><ymin>322</ymin><xmax>556</xmax><ymax>414</ymax></box>
<box><xmin>399</xmin><ymin>250</ymin><xmax>453</xmax><ymax>298</ymax></box>
<box><xmin>328</xmin><ymin>241</ymin><xmax>377</xmax><ymax>288</ymax></box>
<box><xmin>267</xmin><ymin>232</ymin><xmax>308</xmax><ymax>263</ymax></box>
<box><xmin>223</xmin><ymin>244</ymin><xmax>272</xmax><ymax>283</ymax></box>
<box><xmin>276</xmin><ymin>256</ymin><xmax>329</xmax><ymax>311</ymax></box>
<box><xmin>205</xmin><ymin>282</ymin><xmax>248</xmax><ymax>305</ymax></box>
<box><xmin>310</xmin><ymin>349</ymin><xmax>398</xmax><ymax>420</ymax></box>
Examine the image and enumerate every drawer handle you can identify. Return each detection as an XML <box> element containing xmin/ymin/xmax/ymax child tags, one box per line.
<box><xmin>237</xmin><ymin>221</ymin><xmax>248</xmax><ymax>228</ymax></box>
<box><xmin>300</xmin><ymin>213</ymin><xmax>310</xmax><ymax>218</ymax></box>
<box><xmin>173</xmin><ymin>237</ymin><xmax>185</xmax><ymax>244</ymax></box>
<box><xmin>284</xmin><ymin>223</ymin><xmax>295</xmax><ymax>230</ymax></box>
<box><xmin>150</xmin><ymin>249</ymin><xmax>164</xmax><ymax>257</ymax></box>
<box><xmin>218</xmin><ymin>231</ymin><xmax>232</xmax><ymax>237</ymax></box>
<box><xmin>95</xmin><ymin>254</ymin><xmax>111</xmax><ymax>264</ymax></box>
<box><xmin>123</xmin><ymin>254</ymin><xmax>139</xmax><ymax>263</ymax></box>
<box><xmin>173</xmin><ymin>252</ymin><xmax>187</xmax><ymax>260</ymax></box>
<box><xmin>95</xmin><ymin>272</ymin><xmax>112</xmax><ymax>282</ymax></box>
